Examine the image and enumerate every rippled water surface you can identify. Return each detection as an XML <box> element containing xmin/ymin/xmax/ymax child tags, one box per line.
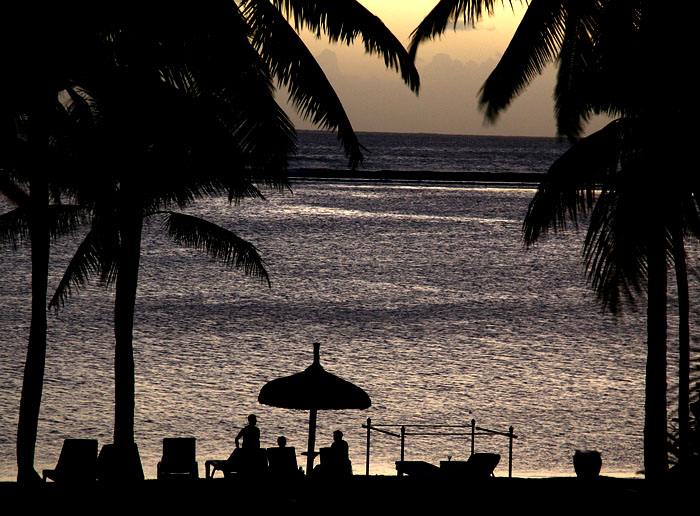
<box><xmin>1</xmin><ymin>180</ymin><xmax>692</xmax><ymax>480</ymax></box>
<box><xmin>290</xmin><ymin>131</ymin><xmax>570</xmax><ymax>173</ymax></box>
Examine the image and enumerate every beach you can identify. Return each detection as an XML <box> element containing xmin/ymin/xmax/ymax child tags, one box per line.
<box><xmin>0</xmin><ymin>475</ymin><xmax>664</xmax><ymax>513</ymax></box>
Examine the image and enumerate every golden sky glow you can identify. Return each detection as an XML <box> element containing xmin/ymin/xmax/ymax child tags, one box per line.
<box><xmin>300</xmin><ymin>1</ymin><xmax>526</xmax><ymax>67</ymax></box>
<box><xmin>286</xmin><ymin>2</ymin><xmax>609</xmax><ymax>137</ymax></box>
<box><xmin>360</xmin><ymin>0</ymin><xmax>525</xmax><ymax>60</ymax></box>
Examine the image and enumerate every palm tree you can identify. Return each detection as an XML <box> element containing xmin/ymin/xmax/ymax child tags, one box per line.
<box><xmin>2</xmin><ymin>0</ymin><xmax>420</xmax><ymax>482</ymax></box>
<box><xmin>521</xmin><ymin>117</ymin><xmax>698</xmax><ymax>477</ymax></box>
<box><xmin>0</xmin><ymin>164</ymin><xmax>86</xmax><ymax>484</ymax></box>
<box><xmin>43</xmin><ymin>44</ymin><xmax>289</xmax><ymax>477</ymax></box>
<box><xmin>0</xmin><ymin>1</ymin><xmax>143</xmax><ymax>482</ymax></box>
<box><xmin>409</xmin><ymin>0</ymin><xmax>694</xmax><ymax>478</ymax></box>
<box><xmin>0</xmin><ymin>12</ymin><xmax>53</xmax><ymax>476</ymax></box>
<box><xmin>0</xmin><ymin>27</ymin><xmax>91</xmax><ymax>480</ymax></box>
<box><xmin>38</xmin><ymin>1</ymin><xmax>421</xmax><ymax>478</ymax></box>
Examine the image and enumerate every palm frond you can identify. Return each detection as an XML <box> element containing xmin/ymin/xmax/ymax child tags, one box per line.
<box><xmin>0</xmin><ymin>171</ymin><xmax>30</xmax><ymax>207</ymax></box>
<box><xmin>0</xmin><ymin>203</ymin><xmax>87</xmax><ymax>250</ymax></box>
<box><xmin>64</xmin><ymin>87</ymin><xmax>97</xmax><ymax>125</ymax></box>
<box><xmin>175</xmin><ymin>6</ymin><xmax>296</xmax><ymax>188</ymax></box>
<box><xmin>553</xmin><ymin>1</ymin><xmax>642</xmax><ymax>138</ymax></box>
<box><xmin>160</xmin><ymin>67</ymin><xmax>288</xmax><ymax>199</ymax></box>
<box><xmin>683</xmin><ymin>189</ymin><xmax>700</xmax><ymax>241</ymax></box>
<box><xmin>49</xmin><ymin>221</ymin><xmax>120</xmax><ymax>310</ymax></box>
<box><xmin>160</xmin><ymin>211</ymin><xmax>270</xmax><ymax>286</ymax></box>
<box><xmin>76</xmin><ymin>60</ymin><xmax>286</xmax><ymax>209</ymax></box>
<box><xmin>409</xmin><ymin>0</ymin><xmax>511</xmax><ymax>58</ymax></box>
<box><xmin>72</xmin><ymin>5</ymin><xmax>294</xmax><ymax>203</ymax></box>
<box><xmin>577</xmin><ymin>115</ymin><xmax>676</xmax><ymax>315</ymax></box>
<box><xmin>47</xmin><ymin>204</ymin><xmax>90</xmax><ymax>240</ymax></box>
<box><xmin>0</xmin><ymin>206</ymin><xmax>30</xmax><ymax>249</ymax></box>
<box><xmin>582</xmin><ymin>190</ymin><xmax>649</xmax><ymax>314</ymax></box>
<box><xmin>523</xmin><ymin>119</ymin><xmax>624</xmax><ymax>246</ymax></box>
<box><xmin>585</xmin><ymin>0</ymin><xmax>644</xmax><ymax>117</ymax></box>
<box><xmin>243</xmin><ymin>0</ymin><xmax>364</xmax><ymax>169</ymax></box>
<box><xmin>269</xmin><ymin>0</ymin><xmax>420</xmax><ymax>92</ymax></box>
<box><xmin>553</xmin><ymin>1</ymin><xmax>598</xmax><ymax>139</ymax></box>
<box><xmin>479</xmin><ymin>0</ymin><xmax>566</xmax><ymax>122</ymax></box>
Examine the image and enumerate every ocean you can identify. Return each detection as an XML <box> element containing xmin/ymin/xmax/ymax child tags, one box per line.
<box><xmin>0</xmin><ymin>131</ymin><xmax>692</xmax><ymax>481</ymax></box>
<box><xmin>289</xmin><ymin>130</ymin><xmax>570</xmax><ymax>174</ymax></box>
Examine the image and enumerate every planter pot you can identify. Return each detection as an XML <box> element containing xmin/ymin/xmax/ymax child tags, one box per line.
<box><xmin>573</xmin><ymin>450</ymin><xmax>601</xmax><ymax>479</ymax></box>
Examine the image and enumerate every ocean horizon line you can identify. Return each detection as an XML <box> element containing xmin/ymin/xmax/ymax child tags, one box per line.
<box><xmin>297</xmin><ymin>128</ymin><xmax>563</xmax><ymax>140</ymax></box>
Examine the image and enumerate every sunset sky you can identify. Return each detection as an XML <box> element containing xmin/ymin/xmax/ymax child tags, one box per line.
<box><xmin>283</xmin><ymin>1</ymin><xmax>609</xmax><ymax>137</ymax></box>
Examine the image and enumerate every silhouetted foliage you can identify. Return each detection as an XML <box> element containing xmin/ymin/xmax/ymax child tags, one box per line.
<box><xmin>2</xmin><ymin>1</ymin><xmax>419</xmax><ymax>482</ymax></box>
<box><xmin>411</xmin><ymin>0</ymin><xmax>696</xmax><ymax>479</ymax></box>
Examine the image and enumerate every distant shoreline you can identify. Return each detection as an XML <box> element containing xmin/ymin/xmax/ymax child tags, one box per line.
<box><xmin>287</xmin><ymin>168</ymin><xmax>545</xmax><ymax>185</ymax></box>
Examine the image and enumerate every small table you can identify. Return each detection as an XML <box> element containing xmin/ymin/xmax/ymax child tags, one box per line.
<box><xmin>205</xmin><ymin>459</ymin><xmax>228</xmax><ymax>479</ymax></box>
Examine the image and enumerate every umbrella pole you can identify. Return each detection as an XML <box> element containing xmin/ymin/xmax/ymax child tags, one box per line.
<box><xmin>306</xmin><ymin>408</ymin><xmax>317</xmax><ymax>475</ymax></box>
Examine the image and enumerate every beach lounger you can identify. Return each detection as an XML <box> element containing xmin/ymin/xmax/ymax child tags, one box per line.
<box><xmin>42</xmin><ymin>438</ymin><xmax>98</xmax><ymax>482</ymax></box>
<box><xmin>96</xmin><ymin>442</ymin><xmax>145</xmax><ymax>482</ymax></box>
<box><xmin>314</xmin><ymin>446</ymin><xmax>352</xmax><ymax>477</ymax></box>
<box><xmin>397</xmin><ymin>453</ymin><xmax>500</xmax><ymax>479</ymax></box>
<box><xmin>440</xmin><ymin>452</ymin><xmax>501</xmax><ymax>478</ymax></box>
<box><xmin>205</xmin><ymin>448</ymin><xmax>268</xmax><ymax>479</ymax></box>
<box><xmin>395</xmin><ymin>460</ymin><xmax>441</xmax><ymax>478</ymax></box>
<box><xmin>157</xmin><ymin>437</ymin><xmax>199</xmax><ymax>480</ymax></box>
<box><xmin>266</xmin><ymin>447</ymin><xmax>300</xmax><ymax>478</ymax></box>
<box><xmin>205</xmin><ymin>459</ymin><xmax>228</xmax><ymax>479</ymax></box>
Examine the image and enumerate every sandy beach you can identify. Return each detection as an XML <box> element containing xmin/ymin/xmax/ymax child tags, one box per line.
<box><xmin>0</xmin><ymin>475</ymin><xmax>685</xmax><ymax>513</ymax></box>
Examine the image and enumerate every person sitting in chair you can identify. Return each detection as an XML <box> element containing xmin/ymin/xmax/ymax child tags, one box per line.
<box><xmin>330</xmin><ymin>430</ymin><xmax>348</xmax><ymax>460</ymax></box>
<box><xmin>235</xmin><ymin>414</ymin><xmax>260</xmax><ymax>449</ymax></box>
<box><xmin>316</xmin><ymin>430</ymin><xmax>351</xmax><ymax>477</ymax></box>
<box><xmin>228</xmin><ymin>414</ymin><xmax>266</xmax><ymax>475</ymax></box>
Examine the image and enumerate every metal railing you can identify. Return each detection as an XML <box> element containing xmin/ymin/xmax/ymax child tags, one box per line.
<box><xmin>362</xmin><ymin>418</ymin><xmax>517</xmax><ymax>477</ymax></box>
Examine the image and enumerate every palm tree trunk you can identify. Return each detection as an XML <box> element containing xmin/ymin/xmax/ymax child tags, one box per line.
<box><xmin>672</xmin><ymin>227</ymin><xmax>690</xmax><ymax>468</ymax></box>
<box><xmin>16</xmin><ymin>105</ymin><xmax>52</xmax><ymax>484</ymax></box>
<box><xmin>113</xmin><ymin>204</ymin><xmax>143</xmax><ymax>447</ymax></box>
<box><xmin>644</xmin><ymin>224</ymin><xmax>668</xmax><ymax>479</ymax></box>
<box><xmin>105</xmin><ymin>196</ymin><xmax>146</xmax><ymax>481</ymax></box>
<box><xmin>16</xmin><ymin>172</ymin><xmax>49</xmax><ymax>484</ymax></box>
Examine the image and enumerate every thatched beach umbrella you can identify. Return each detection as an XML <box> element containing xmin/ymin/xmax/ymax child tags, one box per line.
<box><xmin>258</xmin><ymin>342</ymin><xmax>371</xmax><ymax>474</ymax></box>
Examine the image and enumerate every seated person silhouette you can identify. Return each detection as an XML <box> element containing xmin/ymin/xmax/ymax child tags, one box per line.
<box><xmin>330</xmin><ymin>430</ymin><xmax>349</xmax><ymax>459</ymax></box>
<box><xmin>266</xmin><ymin>436</ymin><xmax>301</xmax><ymax>478</ymax></box>
<box><xmin>317</xmin><ymin>430</ymin><xmax>352</xmax><ymax>477</ymax></box>
<box><xmin>236</xmin><ymin>414</ymin><xmax>260</xmax><ymax>449</ymax></box>
<box><xmin>229</xmin><ymin>414</ymin><xmax>266</xmax><ymax>475</ymax></box>
<box><xmin>205</xmin><ymin>415</ymin><xmax>265</xmax><ymax>478</ymax></box>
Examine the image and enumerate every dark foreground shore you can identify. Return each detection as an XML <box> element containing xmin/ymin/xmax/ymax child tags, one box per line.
<box><xmin>1</xmin><ymin>475</ymin><xmax>690</xmax><ymax>514</ymax></box>
<box><xmin>288</xmin><ymin>168</ymin><xmax>545</xmax><ymax>185</ymax></box>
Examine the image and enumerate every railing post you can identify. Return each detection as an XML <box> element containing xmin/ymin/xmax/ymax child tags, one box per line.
<box><xmin>398</xmin><ymin>425</ymin><xmax>406</xmax><ymax>477</ymax></box>
<box><xmin>471</xmin><ymin>419</ymin><xmax>476</xmax><ymax>456</ymax></box>
<box><xmin>366</xmin><ymin>417</ymin><xmax>371</xmax><ymax>476</ymax></box>
<box><xmin>509</xmin><ymin>426</ymin><xmax>514</xmax><ymax>478</ymax></box>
